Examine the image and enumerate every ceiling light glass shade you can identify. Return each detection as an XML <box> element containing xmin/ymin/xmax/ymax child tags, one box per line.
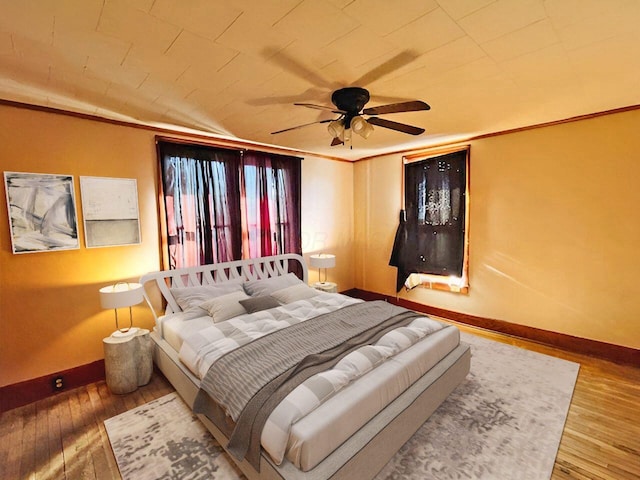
<box><xmin>351</xmin><ymin>116</ymin><xmax>374</xmax><ymax>139</ymax></box>
<box><xmin>343</xmin><ymin>125</ymin><xmax>352</xmax><ymax>142</ymax></box>
<box><xmin>327</xmin><ymin>119</ymin><xmax>344</xmax><ymax>140</ymax></box>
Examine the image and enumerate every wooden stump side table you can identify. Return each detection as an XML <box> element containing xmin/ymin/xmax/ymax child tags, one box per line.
<box><xmin>103</xmin><ymin>328</ymin><xmax>153</xmax><ymax>394</ymax></box>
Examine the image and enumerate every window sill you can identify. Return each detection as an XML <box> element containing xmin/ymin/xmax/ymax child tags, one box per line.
<box><xmin>404</xmin><ymin>273</ymin><xmax>469</xmax><ymax>294</ymax></box>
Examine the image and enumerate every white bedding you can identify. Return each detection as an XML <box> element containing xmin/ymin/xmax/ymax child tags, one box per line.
<box><xmin>271</xmin><ymin>324</ymin><xmax>460</xmax><ymax>470</ymax></box>
<box><xmin>181</xmin><ymin>293</ymin><xmax>363</xmax><ymax>380</ymax></box>
<box><xmin>159</xmin><ymin>292</ymin><xmax>361</xmax><ymax>368</ymax></box>
<box><xmin>158</xmin><ymin>292</ymin><xmax>459</xmax><ymax>470</ymax></box>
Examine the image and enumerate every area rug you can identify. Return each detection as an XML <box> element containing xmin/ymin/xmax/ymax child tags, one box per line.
<box><xmin>105</xmin><ymin>332</ymin><xmax>579</xmax><ymax>480</ymax></box>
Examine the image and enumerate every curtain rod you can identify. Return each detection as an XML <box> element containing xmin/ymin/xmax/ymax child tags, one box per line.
<box><xmin>155</xmin><ymin>135</ymin><xmax>304</xmax><ymax>160</ymax></box>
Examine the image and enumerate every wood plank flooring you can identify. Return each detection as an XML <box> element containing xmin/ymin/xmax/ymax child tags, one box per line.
<box><xmin>1</xmin><ymin>325</ymin><xmax>638</xmax><ymax>480</ymax></box>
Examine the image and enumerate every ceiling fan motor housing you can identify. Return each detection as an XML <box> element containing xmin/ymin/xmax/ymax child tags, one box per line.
<box><xmin>331</xmin><ymin>87</ymin><xmax>370</xmax><ymax>115</ymax></box>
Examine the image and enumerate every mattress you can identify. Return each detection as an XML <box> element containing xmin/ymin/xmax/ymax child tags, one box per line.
<box><xmin>159</xmin><ymin>310</ymin><xmax>212</xmax><ymax>352</ymax></box>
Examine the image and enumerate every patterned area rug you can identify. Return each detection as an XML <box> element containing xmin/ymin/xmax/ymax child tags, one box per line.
<box><xmin>105</xmin><ymin>332</ymin><xmax>579</xmax><ymax>480</ymax></box>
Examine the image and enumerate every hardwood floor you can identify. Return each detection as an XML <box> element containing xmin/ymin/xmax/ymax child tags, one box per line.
<box><xmin>1</xmin><ymin>325</ymin><xmax>638</xmax><ymax>480</ymax></box>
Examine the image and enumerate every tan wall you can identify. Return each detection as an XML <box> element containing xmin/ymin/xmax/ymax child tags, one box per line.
<box><xmin>0</xmin><ymin>105</ymin><xmax>355</xmax><ymax>387</ymax></box>
<box><xmin>301</xmin><ymin>157</ymin><xmax>354</xmax><ymax>289</ymax></box>
<box><xmin>354</xmin><ymin>109</ymin><xmax>640</xmax><ymax>350</ymax></box>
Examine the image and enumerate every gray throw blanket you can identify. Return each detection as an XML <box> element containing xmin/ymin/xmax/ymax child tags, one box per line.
<box><xmin>193</xmin><ymin>300</ymin><xmax>425</xmax><ymax>470</ymax></box>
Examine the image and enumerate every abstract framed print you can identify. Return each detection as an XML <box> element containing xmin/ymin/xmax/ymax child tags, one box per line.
<box><xmin>79</xmin><ymin>176</ymin><xmax>141</xmax><ymax>248</ymax></box>
<box><xmin>4</xmin><ymin>171</ymin><xmax>79</xmax><ymax>253</ymax></box>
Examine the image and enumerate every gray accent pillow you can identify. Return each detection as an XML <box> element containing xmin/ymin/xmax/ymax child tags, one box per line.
<box><xmin>243</xmin><ymin>273</ymin><xmax>303</xmax><ymax>297</ymax></box>
<box><xmin>170</xmin><ymin>281</ymin><xmax>244</xmax><ymax>311</ymax></box>
<box><xmin>239</xmin><ymin>295</ymin><xmax>281</xmax><ymax>313</ymax></box>
<box><xmin>199</xmin><ymin>291</ymin><xmax>249</xmax><ymax>323</ymax></box>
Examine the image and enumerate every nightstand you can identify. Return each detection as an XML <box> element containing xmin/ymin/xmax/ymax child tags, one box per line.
<box><xmin>103</xmin><ymin>328</ymin><xmax>153</xmax><ymax>394</ymax></box>
<box><xmin>312</xmin><ymin>281</ymin><xmax>338</xmax><ymax>293</ymax></box>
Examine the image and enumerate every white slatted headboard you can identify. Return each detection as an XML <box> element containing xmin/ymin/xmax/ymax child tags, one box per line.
<box><xmin>139</xmin><ymin>253</ymin><xmax>307</xmax><ymax>323</ymax></box>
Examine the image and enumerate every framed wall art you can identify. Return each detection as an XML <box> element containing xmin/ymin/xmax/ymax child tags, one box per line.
<box><xmin>79</xmin><ymin>176</ymin><xmax>141</xmax><ymax>248</ymax></box>
<box><xmin>4</xmin><ymin>171</ymin><xmax>80</xmax><ymax>254</ymax></box>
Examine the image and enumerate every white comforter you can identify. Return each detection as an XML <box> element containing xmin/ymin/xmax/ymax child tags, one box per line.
<box><xmin>176</xmin><ymin>293</ymin><xmax>450</xmax><ymax>467</ymax></box>
<box><xmin>179</xmin><ymin>292</ymin><xmax>362</xmax><ymax>379</ymax></box>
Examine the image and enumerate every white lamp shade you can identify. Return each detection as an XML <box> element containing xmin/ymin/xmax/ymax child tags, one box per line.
<box><xmin>309</xmin><ymin>253</ymin><xmax>336</xmax><ymax>269</ymax></box>
<box><xmin>99</xmin><ymin>282</ymin><xmax>144</xmax><ymax>309</ymax></box>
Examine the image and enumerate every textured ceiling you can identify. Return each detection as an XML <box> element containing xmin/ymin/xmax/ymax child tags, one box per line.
<box><xmin>1</xmin><ymin>0</ymin><xmax>640</xmax><ymax>160</ymax></box>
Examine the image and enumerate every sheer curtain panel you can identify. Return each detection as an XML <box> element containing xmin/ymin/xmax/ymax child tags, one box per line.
<box><xmin>158</xmin><ymin>142</ymin><xmax>242</xmax><ymax>269</ymax></box>
<box><xmin>241</xmin><ymin>151</ymin><xmax>301</xmax><ymax>259</ymax></box>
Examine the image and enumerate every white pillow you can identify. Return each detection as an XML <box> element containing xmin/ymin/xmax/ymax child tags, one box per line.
<box><xmin>270</xmin><ymin>283</ymin><xmax>319</xmax><ymax>304</ymax></box>
<box><xmin>199</xmin><ymin>291</ymin><xmax>250</xmax><ymax>323</ymax></box>
<box><xmin>243</xmin><ymin>273</ymin><xmax>303</xmax><ymax>297</ymax></box>
<box><xmin>170</xmin><ymin>282</ymin><xmax>244</xmax><ymax>311</ymax></box>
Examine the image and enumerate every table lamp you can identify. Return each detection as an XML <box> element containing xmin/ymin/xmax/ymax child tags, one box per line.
<box><xmin>309</xmin><ymin>253</ymin><xmax>336</xmax><ymax>286</ymax></box>
<box><xmin>99</xmin><ymin>282</ymin><xmax>144</xmax><ymax>337</ymax></box>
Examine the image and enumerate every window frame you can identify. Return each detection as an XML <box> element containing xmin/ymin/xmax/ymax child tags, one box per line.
<box><xmin>402</xmin><ymin>146</ymin><xmax>470</xmax><ymax>294</ymax></box>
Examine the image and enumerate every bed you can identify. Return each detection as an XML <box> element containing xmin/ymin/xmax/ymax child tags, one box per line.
<box><xmin>139</xmin><ymin>253</ymin><xmax>470</xmax><ymax>480</ymax></box>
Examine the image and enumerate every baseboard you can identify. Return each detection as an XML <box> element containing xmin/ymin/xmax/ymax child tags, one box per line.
<box><xmin>344</xmin><ymin>288</ymin><xmax>639</xmax><ymax>366</ymax></box>
<box><xmin>0</xmin><ymin>360</ymin><xmax>105</xmax><ymax>413</ymax></box>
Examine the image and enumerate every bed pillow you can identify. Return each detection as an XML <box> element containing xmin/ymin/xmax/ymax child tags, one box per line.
<box><xmin>239</xmin><ymin>295</ymin><xmax>281</xmax><ymax>313</ymax></box>
<box><xmin>170</xmin><ymin>282</ymin><xmax>244</xmax><ymax>312</ymax></box>
<box><xmin>243</xmin><ymin>273</ymin><xmax>303</xmax><ymax>297</ymax></box>
<box><xmin>199</xmin><ymin>291</ymin><xmax>250</xmax><ymax>323</ymax></box>
<box><xmin>270</xmin><ymin>283</ymin><xmax>319</xmax><ymax>304</ymax></box>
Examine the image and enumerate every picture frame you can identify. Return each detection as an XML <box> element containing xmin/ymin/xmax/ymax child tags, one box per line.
<box><xmin>79</xmin><ymin>176</ymin><xmax>141</xmax><ymax>248</ymax></box>
<box><xmin>4</xmin><ymin>171</ymin><xmax>80</xmax><ymax>254</ymax></box>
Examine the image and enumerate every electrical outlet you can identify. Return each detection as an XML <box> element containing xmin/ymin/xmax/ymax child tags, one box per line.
<box><xmin>52</xmin><ymin>376</ymin><xmax>64</xmax><ymax>391</ymax></box>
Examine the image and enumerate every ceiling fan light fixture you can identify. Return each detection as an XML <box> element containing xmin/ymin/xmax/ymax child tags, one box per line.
<box><xmin>350</xmin><ymin>116</ymin><xmax>374</xmax><ymax>139</ymax></box>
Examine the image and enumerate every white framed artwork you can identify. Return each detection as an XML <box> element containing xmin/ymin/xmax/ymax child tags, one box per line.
<box><xmin>80</xmin><ymin>176</ymin><xmax>141</xmax><ymax>248</ymax></box>
<box><xmin>4</xmin><ymin>171</ymin><xmax>80</xmax><ymax>254</ymax></box>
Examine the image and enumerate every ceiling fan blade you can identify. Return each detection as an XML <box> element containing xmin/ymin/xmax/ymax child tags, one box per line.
<box><xmin>262</xmin><ymin>47</ymin><xmax>338</xmax><ymax>90</ymax></box>
<box><xmin>247</xmin><ymin>88</ymin><xmax>327</xmax><ymax>107</ymax></box>
<box><xmin>363</xmin><ymin>100</ymin><xmax>430</xmax><ymax>115</ymax></box>
<box><xmin>294</xmin><ymin>103</ymin><xmax>346</xmax><ymax>114</ymax></box>
<box><xmin>366</xmin><ymin>117</ymin><xmax>425</xmax><ymax>135</ymax></box>
<box><xmin>352</xmin><ymin>50</ymin><xmax>420</xmax><ymax>86</ymax></box>
<box><xmin>271</xmin><ymin>119</ymin><xmax>332</xmax><ymax>135</ymax></box>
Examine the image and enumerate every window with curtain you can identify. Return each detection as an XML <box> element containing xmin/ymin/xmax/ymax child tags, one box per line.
<box><xmin>390</xmin><ymin>147</ymin><xmax>469</xmax><ymax>293</ymax></box>
<box><xmin>158</xmin><ymin>140</ymin><xmax>301</xmax><ymax>270</ymax></box>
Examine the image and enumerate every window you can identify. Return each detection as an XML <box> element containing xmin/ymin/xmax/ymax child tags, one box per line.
<box><xmin>390</xmin><ymin>147</ymin><xmax>469</xmax><ymax>293</ymax></box>
<box><xmin>157</xmin><ymin>140</ymin><xmax>301</xmax><ymax>270</ymax></box>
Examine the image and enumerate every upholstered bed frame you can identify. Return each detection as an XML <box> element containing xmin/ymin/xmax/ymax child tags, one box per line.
<box><xmin>140</xmin><ymin>253</ymin><xmax>471</xmax><ymax>480</ymax></box>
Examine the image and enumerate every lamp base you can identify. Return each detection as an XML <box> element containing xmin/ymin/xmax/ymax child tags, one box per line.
<box><xmin>111</xmin><ymin>327</ymin><xmax>139</xmax><ymax>338</ymax></box>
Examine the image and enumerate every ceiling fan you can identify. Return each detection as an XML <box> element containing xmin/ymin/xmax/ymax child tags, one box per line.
<box><xmin>271</xmin><ymin>86</ymin><xmax>430</xmax><ymax>146</ymax></box>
